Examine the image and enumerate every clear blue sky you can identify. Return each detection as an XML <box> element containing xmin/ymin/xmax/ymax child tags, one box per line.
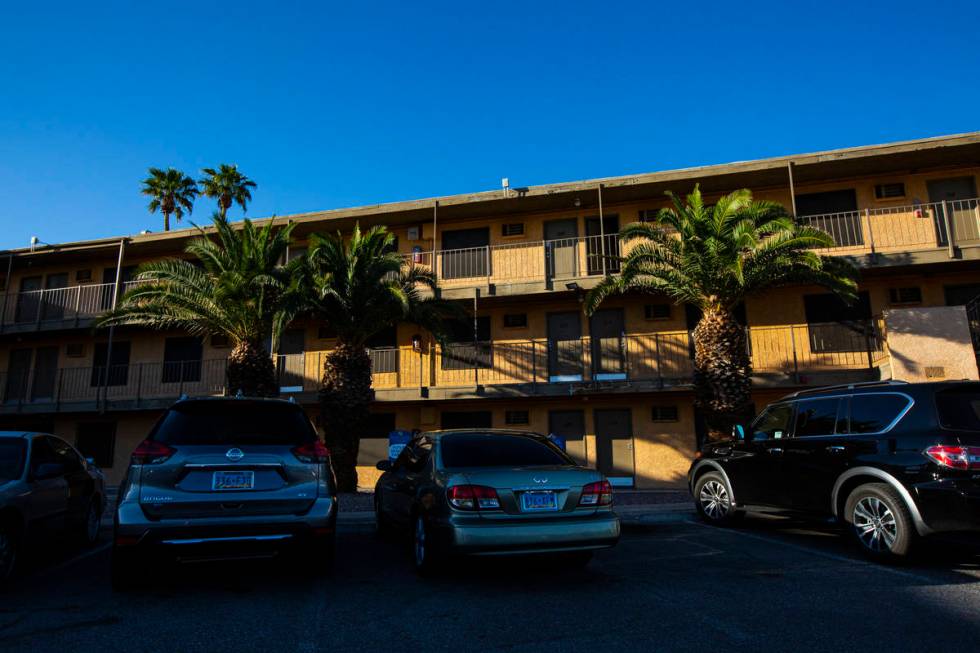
<box><xmin>1</xmin><ymin>0</ymin><xmax>978</xmax><ymax>249</ymax></box>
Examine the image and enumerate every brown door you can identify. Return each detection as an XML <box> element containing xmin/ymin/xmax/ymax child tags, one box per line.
<box><xmin>544</xmin><ymin>219</ymin><xmax>578</xmax><ymax>280</ymax></box>
<box><xmin>15</xmin><ymin>276</ymin><xmax>41</xmax><ymax>323</ymax></box>
<box><xmin>594</xmin><ymin>408</ymin><xmax>634</xmax><ymax>486</ymax></box>
<box><xmin>41</xmin><ymin>273</ymin><xmax>69</xmax><ymax>321</ymax></box>
<box><xmin>277</xmin><ymin>329</ymin><xmax>306</xmax><ymax>392</ymax></box>
<box><xmin>590</xmin><ymin>308</ymin><xmax>625</xmax><ymax>379</ymax></box>
<box><xmin>4</xmin><ymin>348</ymin><xmax>33</xmax><ymax>403</ymax></box>
<box><xmin>928</xmin><ymin>176</ymin><xmax>979</xmax><ymax>245</ymax></box>
<box><xmin>585</xmin><ymin>215</ymin><xmax>620</xmax><ymax>275</ymax></box>
<box><xmin>549</xmin><ymin>410</ymin><xmax>586</xmax><ymax>465</ymax></box>
<box><xmin>30</xmin><ymin>346</ymin><xmax>59</xmax><ymax>401</ymax></box>
<box><xmin>547</xmin><ymin>312</ymin><xmax>583</xmax><ymax>381</ymax></box>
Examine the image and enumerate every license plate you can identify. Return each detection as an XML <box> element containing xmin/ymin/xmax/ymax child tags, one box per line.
<box><xmin>212</xmin><ymin>470</ymin><xmax>254</xmax><ymax>491</ymax></box>
<box><xmin>520</xmin><ymin>491</ymin><xmax>558</xmax><ymax>512</ymax></box>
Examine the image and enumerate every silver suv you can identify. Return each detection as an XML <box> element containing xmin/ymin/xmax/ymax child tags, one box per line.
<box><xmin>112</xmin><ymin>397</ymin><xmax>337</xmax><ymax>589</ymax></box>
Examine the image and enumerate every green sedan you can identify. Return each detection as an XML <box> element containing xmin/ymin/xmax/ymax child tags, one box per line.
<box><xmin>374</xmin><ymin>429</ymin><xmax>621</xmax><ymax>574</ymax></box>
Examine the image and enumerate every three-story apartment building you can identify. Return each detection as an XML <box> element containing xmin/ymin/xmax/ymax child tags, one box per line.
<box><xmin>3</xmin><ymin>132</ymin><xmax>980</xmax><ymax>488</ymax></box>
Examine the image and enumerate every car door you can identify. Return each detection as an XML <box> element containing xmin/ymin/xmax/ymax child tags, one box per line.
<box><xmin>724</xmin><ymin>402</ymin><xmax>795</xmax><ymax>508</ymax></box>
<box><xmin>26</xmin><ymin>436</ymin><xmax>69</xmax><ymax>534</ymax></box>
<box><xmin>780</xmin><ymin>396</ymin><xmax>850</xmax><ymax>513</ymax></box>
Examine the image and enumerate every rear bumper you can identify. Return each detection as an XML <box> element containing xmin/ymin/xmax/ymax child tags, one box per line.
<box><xmin>114</xmin><ymin>496</ymin><xmax>337</xmax><ymax>558</ymax></box>
<box><xmin>434</xmin><ymin>511</ymin><xmax>621</xmax><ymax>556</ymax></box>
<box><xmin>912</xmin><ymin>481</ymin><xmax>980</xmax><ymax>534</ymax></box>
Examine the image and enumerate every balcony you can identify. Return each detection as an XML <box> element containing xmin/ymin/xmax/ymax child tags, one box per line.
<box><xmin>0</xmin><ymin>281</ymin><xmax>140</xmax><ymax>334</ymax></box>
<box><xmin>0</xmin><ymin>321</ymin><xmax>888</xmax><ymax>414</ymax></box>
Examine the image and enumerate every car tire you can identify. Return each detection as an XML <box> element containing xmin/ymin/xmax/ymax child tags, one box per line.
<box><xmin>0</xmin><ymin>522</ymin><xmax>19</xmax><ymax>584</ymax></box>
<box><xmin>844</xmin><ymin>483</ymin><xmax>915</xmax><ymax>561</ymax></box>
<box><xmin>110</xmin><ymin>546</ymin><xmax>138</xmax><ymax>592</ymax></box>
<box><xmin>694</xmin><ymin>471</ymin><xmax>743</xmax><ymax>526</ymax></box>
<box><xmin>413</xmin><ymin>515</ymin><xmax>441</xmax><ymax>576</ymax></box>
<box><xmin>77</xmin><ymin>499</ymin><xmax>102</xmax><ymax>547</ymax></box>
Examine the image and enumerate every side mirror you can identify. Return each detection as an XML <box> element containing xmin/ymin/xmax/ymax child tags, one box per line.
<box><xmin>34</xmin><ymin>462</ymin><xmax>65</xmax><ymax>480</ymax></box>
<box><xmin>732</xmin><ymin>424</ymin><xmax>746</xmax><ymax>441</ymax></box>
<box><xmin>376</xmin><ymin>460</ymin><xmax>393</xmax><ymax>472</ymax></box>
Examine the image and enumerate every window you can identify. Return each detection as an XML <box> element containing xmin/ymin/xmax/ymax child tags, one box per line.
<box><xmin>162</xmin><ymin>337</ymin><xmax>203</xmax><ymax>384</ymax></box>
<box><xmin>90</xmin><ymin>341</ymin><xmax>131</xmax><ymax>387</ymax></box>
<box><xmin>751</xmin><ymin>403</ymin><xmax>794</xmax><ymax>440</ymax></box>
<box><xmin>440</xmin><ymin>433</ymin><xmax>570</xmax><ymax>467</ymax></box>
<box><xmin>503</xmin><ymin>313</ymin><xmax>528</xmax><ymax>328</ymax></box>
<box><xmin>651</xmin><ymin>405</ymin><xmax>679</xmax><ymax>422</ymax></box>
<box><xmin>75</xmin><ymin>422</ymin><xmax>116</xmax><ymax>468</ymax></box>
<box><xmin>936</xmin><ymin>387</ymin><xmax>980</xmax><ymax>431</ymax></box>
<box><xmin>502</xmin><ymin>223</ymin><xmax>525</xmax><ymax>237</ymax></box>
<box><xmin>366</xmin><ymin>326</ymin><xmax>398</xmax><ymax>374</ymax></box>
<box><xmin>644</xmin><ymin>304</ymin><xmax>671</xmax><ymax>320</ymax></box>
<box><xmin>150</xmin><ymin>400</ymin><xmax>317</xmax><ymax>445</ymax></box>
<box><xmin>47</xmin><ymin>436</ymin><xmax>83</xmax><ymax>474</ymax></box>
<box><xmin>317</xmin><ymin>325</ymin><xmax>337</xmax><ymax>340</ymax></box>
<box><xmin>394</xmin><ymin>437</ymin><xmax>432</xmax><ymax>473</ymax></box>
<box><xmin>803</xmin><ymin>292</ymin><xmax>874</xmax><ymax>354</ymax></box>
<box><xmin>0</xmin><ymin>439</ymin><xmax>26</xmax><ymax>483</ymax></box>
<box><xmin>888</xmin><ymin>287</ymin><xmax>922</xmax><ymax>305</ymax></box>
<box><xmin>874</xmin><ymin>182</ymin><xmax>906</xmax><ymax>200</ymax></box>
<box><xmin>75</xmin><ymin>269</ymin><xmax>92</xmax><ymax>282</ymax></box>
<box><xmin>793</xmin><ymin>398</ymin><xmax>842</xmax><ymax>437</ymax></box>
<box><xmin>795</xmin><ymin>189</ymin><xmax>862</xmax><ymax>247</ymax></box>
<box><xmin>28</xmin><ymin>436</ymin><xmax>58</xmax><ymax>477</ymax></box>
<box><xmin>210</xmin><ymin>334</ymin><xmax>230</xmax><ymax>348</ymax></box>
<box><xmin>442</xmin><ymin>317</ymin><xmax>492</xmax><ymax>370</ymax></box>
<box><xmin>505</xmin><ymin>410</ymin><xmax>530</xmax><ymax>425</ymax></box>
<box><xmin>847</xmin><ymin>394</ymin><xmax>910</xmax><ymax>434</ymax></box>
<box><xmin>66</xmin><ymin>343</ymin><xmax>85</xmax><ymax>358</ymax></box>
<box><xmin>638</xmin><ymin>209</ymin><xmax>658</xmax><ymax>222</ymax></box>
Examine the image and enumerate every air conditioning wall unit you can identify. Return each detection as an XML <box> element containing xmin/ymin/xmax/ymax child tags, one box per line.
<box><xmin>407</xmin><ymin>226</ymin><xmax>421</xmax><ymax>241</ymax></box>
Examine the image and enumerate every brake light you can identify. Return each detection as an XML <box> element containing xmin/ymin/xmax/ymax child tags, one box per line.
<box><xmin>130</xmin><ymin>439</ymin><xmax>176</xmax><ymax>465</ymax></box>
<box><xmin>292</xmin><ymin>440</ymin><xmax>331</xmax><ymax>464</ymax></box>
<box><xmin>579</xmin><ymin>480</ymin><xmax>613</xmax><ymax>506</ymax></box>
<box><xmin>925</xmin><ymin>445</ymin><xmax>980</xmax><ymax>470</ymax></box>
<box><xmin>447</xmin><ymin>485</ymin><xmax>500</xmax><ymax>510</ymax></box>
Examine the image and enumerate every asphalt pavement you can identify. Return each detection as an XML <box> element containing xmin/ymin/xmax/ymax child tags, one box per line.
<box><xmin>2</xmin><ymin>507</ymin><xmax>980</xmax><ymax>653</ymax></box>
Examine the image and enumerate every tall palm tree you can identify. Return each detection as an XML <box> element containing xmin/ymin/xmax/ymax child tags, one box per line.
<box><xmin>141</xmin><ymin>167</ymin><xmax>198</xmax><ymax>231</ymax></box>
<box><xmin>199</xmin><ymin>164</ymin><xmax>257</xmax><ymax>218</ymax></box>
<box><xmin>97</xmin><ymin>214</ymin><xmax>302</xmax><ymax>397</ymax></box>
<box><xmin>585</xmin><ymin>186</ymin><xmax>857</xmax><ymax>438</ymax></box>
<box><xmin>301</xmin><ymin>224</ymin><xmax>460</xmax><ymax>490</ymax></box>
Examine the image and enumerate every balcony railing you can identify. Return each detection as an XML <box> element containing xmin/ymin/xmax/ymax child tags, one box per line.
<box><xmin>0</xmin><ymin>321</ymin><xmax>888</xmax><ymax>413</ymax></box>
<box><xmin>0</xmin><ymin>281</ymin><xmax>142</xmax><ymax>331</ymax></box>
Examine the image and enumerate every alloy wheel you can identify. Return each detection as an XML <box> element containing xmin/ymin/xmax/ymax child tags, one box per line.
<box><xmin>699</xmin><ymin>480</ymin><xmax>730</xmax><ymax>520</ymax></box>
<box><xmin>852</xmin><ymin>496</ymin><xmax>898</xmax><ymax>552</ymax></box>
<box><xmin>414</xmin><ymin>517</ymin><xmax>426</xmax><ymax>567</ymax></box>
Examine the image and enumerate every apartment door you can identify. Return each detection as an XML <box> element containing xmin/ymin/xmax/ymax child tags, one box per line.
<box><xmin>4</xmin><ymin>348</ymin><xmax>33</xmax><ymax>403</ymax></box>
<box><xmin>594</xmin><ymin>409</ymin><xmax>634</xmax><ymax>486</ymax></box>
<box><xmin>544</xmin><ymin>219</ymin><xmax>578</xmax><ymax>280</ymax></box>
<box><xmin>547</xmin><ymin>312</ymin><xmax>583</xmax><ymax>382</ymax></box>
<box><xmin>585</xmin><ymin>215</ymin><xmax>620</xmax><ymax>275</ymax></box>
<box><xmin>441</xmin><ymin>228</ymin><xmax>490</xmax><ymax>279</ymax></box>
<box><xmin>278</xmin><ymin>329</ymin><xmax>306</xmax><ymax>393</ymax></box>
<box><xmin>590</xmin><ymin>308</ymin><xmax>626</xmax><ymax>380</ymax></box>
<box><xmin>30</xmin><ymin>346</ymin><xmax>59</xmax><ymax>401</ymax></box>
<box><xmin>928</xmin><ymin>176</ymin><xmax>979</xmax><ymax>245</ymax></box>
<box><xmin>548</xmin><ymin>410</ymin><xmax>586</xmax><ymax>465</ymax></box>
<box><xmin>41</xmin><ymin>273</ymin><xmax>69</xmax><ymax>321</ymax></box>
<box><xmin>15</xmin><ymin>276</ymin><xmax>41</xmax><ymax>323</ymax></box>
<box><xmin>162</xmin><ymin>337</ymin><xmax>203</xmax><ymax>384</ymax></box>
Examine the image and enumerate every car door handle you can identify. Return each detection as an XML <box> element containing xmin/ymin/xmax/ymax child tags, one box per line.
<box><xmin>826</xmin><ymin>445</ymin><xmax>846</xmax><ymax>453</ymax></box>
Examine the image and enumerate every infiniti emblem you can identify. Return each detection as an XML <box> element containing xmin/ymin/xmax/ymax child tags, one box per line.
<box><xmin>532</xmin><ymin>477</ymin><xmax>548</xmax><ymax>484</ymax></box>
<box><xmin>226</xmin><ymin>448</ymin><xmax>244</xmax><ymax>461</ymax></box>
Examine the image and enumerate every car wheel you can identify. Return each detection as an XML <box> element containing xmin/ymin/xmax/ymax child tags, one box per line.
<box><xmin>0</xmin><ymin>523</ymin><xmax>18</xmax><ymax>583</ymax></box>
<box><xmin>845</xmin><ymin>483</ymin><xmax>915</xmax><ymax>561</ymax></box>
<box><xmin>694</xmin><ymin>471</ymin><xmax>742</xmax><ymax>526</ymax></box>
<box><xmin>413</xmin><ymin>515</ymin><xmax>440</xmax><ymax>576</ymax></box>
<box><xmin>78</xmin><ymin>500</ymin><xmax>101</xmax><ymax>547</ymax></box>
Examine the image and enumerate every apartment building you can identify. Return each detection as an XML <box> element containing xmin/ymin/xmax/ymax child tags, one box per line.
<box><xmin>2</xmin><ymin>132</ymin><xmax>980</xmax><ymax>488</ymax></box>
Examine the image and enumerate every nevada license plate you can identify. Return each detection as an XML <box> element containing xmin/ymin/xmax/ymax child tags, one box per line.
<box><xmin>520</xmin><ymin>491</ymin><xmax>558</xmax><ymax>512</ymax></box>
<box><xmin>212</xmin><ymin>470</ymin><xmax>255</xmax><ymax>491</ymax></box>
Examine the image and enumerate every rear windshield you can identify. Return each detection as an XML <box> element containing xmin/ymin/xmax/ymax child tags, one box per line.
<box><xmin>936</xmin><ymin>387</ymin><xmax>980</xmax><ymax>431</ymax></box>
<box><xmin>440</xmin><ymin>433</ymin><xmax>571</xmax><ymax>468</ymax></box>
<box><xmin>150</xmin><ymin>401</ymin><xmax>318</xmax><ymax>445</ymax></box>
<box><xmin>0</xmin><ymin>440</ymin><xmax>26</xmax><ymax>482</ymax></box>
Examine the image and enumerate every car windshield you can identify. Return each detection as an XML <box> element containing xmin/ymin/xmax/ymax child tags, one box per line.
<box><xmin>150</xmin><ymin>401</ymin><xmax>318</xmax><ymax>445</ymax></box>
<box><xmin>440</xmin><ymin>433</ymin><xmax>571</xmax><ymax>468</ymax></box>
<box><xmin>936</xmin><ymin>387</ymin><xmax>980</xmax><ymax>431</ymax></box>
<box><xmin>0</xmin><ymin>440</ymin><xmax>26</xmax><ymax>482</ymax></box>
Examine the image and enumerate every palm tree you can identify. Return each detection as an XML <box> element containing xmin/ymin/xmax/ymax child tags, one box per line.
<box><xmin>97</xmin><ymin>214</ymin><xmax>302</xmax><ymax>397</ymax></box>
<box><xmin>141</xmin><ymin>167</ymin><xmax>198</xmax><ymax>231</ymax></box>
<box><xmin>585</xmin><ymin>185</ymin><xmax>857</xmax><ymax>438</ymax></box>
<box><xmin>301</xmin><ymin>224</ymin><xmax>460</xmax><ymax>490</ymax></box>
<box><xmin>199</xmin><ymin>164</ymin><xmax>257</xmax><ymax>218</ymax></box>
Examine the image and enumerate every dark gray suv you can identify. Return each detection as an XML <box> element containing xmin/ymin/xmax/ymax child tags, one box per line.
<box><xmin>112</xmin><ymin>397</ymin><xmax>337</xmax><ymax>589</ymax></box>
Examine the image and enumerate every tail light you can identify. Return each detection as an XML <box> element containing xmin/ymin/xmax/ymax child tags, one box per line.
<box><xmin>293</xmin><ymin>440</ymin><xmax>331</xmax><ymax>464</ymax></box>
<box><xmin>131</xmin><ymin>439</ymin><xmax>176</xmax><ymax>465</ymax></box>
<box><xmin>579</xmin><ymin>480</ymin><xmax>613</xmax><ymax>506</ymax></box>
<box><xmin>924</xmin><ymin>445</ymin><xmax>980</xmax><ymax>470</ymax></box>
<box><xmin>448</xmin><ymin>485</ymin><xmax>500</xmax><ymax>510</ymax></box>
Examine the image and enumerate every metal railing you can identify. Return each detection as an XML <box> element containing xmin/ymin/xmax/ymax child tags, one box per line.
<box><xmin>0</xmin><ymin>281</ymin><xmax>142</xmax><ymax>331</ymax></box>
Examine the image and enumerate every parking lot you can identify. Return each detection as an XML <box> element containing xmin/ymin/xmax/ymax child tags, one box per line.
<box><xmin>2</xmin><ymin>506</ymin><xmax>980</xmax><ymax>653</ymax></box>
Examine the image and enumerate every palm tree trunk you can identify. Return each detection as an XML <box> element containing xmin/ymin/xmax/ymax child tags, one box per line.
<box><xmin>164</xmin><ymin>211</ymin><xmax>171</xmax><ymax>232</ymax></box>
<box><xmin>692</xmin><ymin>308</ymin><xmax>753</xmax><ymax>440</ymax></box>
<box><xmin>226</xmin><ymin>340</ymin><xmax>278</xmax><ymax>397</ymax></box>
<box><xmin>319</xmin><ymin>343</ymin><xmax>373</xmax><ymax>492</ymax></box>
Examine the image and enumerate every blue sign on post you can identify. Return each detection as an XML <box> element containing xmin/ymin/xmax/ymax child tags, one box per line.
<box><xmin>388</xmin><ymin>430</ymin><xmax>412</xmax><ymax>461</ymax></box>
<box><xmin>547</xmin><ymin>433</ymin><xmax>566</xmax><ymax>451</ymax></box>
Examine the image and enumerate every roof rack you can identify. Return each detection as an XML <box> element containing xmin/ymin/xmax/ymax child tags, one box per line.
<box><xmin>782</xmin><ymin>380</ymin><xmax>909</xmax><ymax>400</ymax></box>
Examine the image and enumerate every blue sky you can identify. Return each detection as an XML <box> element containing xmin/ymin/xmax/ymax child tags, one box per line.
<box><xmin>1</xmin><ymin>0</ymin><xmax>978</xmax><ymax>248</ymax></box>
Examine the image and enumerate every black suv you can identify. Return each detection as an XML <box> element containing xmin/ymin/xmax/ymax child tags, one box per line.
<box><xmin>689</xmin><ymin>381</ymin><xmax>980</xmax><ymax>560</ymax></box>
